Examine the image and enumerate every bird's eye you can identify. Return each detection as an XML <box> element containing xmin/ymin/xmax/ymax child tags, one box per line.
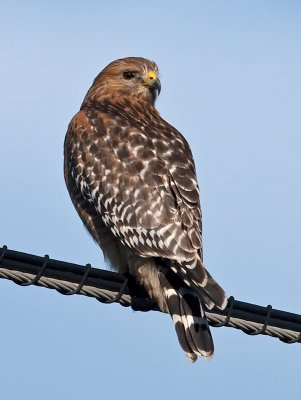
<box><xmin>123</xmin><ymin>71</ymin><xmax>136</xmax><ymax>80</ymax></box>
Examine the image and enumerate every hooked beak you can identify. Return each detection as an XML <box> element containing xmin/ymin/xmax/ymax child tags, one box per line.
<box><xmin>153</xmin><ymin>78</ymin><xmax>161</xmax><ymax>96</ymax></box>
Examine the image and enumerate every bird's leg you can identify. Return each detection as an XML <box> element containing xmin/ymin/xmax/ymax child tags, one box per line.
<box><xmin>127</xmin><ymin>255</ymin><xmax>168</xmax><ymax>313</ymax></box>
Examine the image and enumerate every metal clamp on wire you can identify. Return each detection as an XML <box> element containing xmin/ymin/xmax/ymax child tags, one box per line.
<box><xmin>103</xmin><ymin>278</ymin><xmax>129</xmax><ymax>304</ymax></box>
<box><xmin>244</xmin><ymin>304</ymin><xmax>273</xmax><ymax>336</ymax></box>
<box><xmin>64</xmin><ymin>263</ymin><xmax>92</xmax><ymax>295</ymax></box>
<box><xmin>213</xmin><ymin>296</ymin><xmax>235</xmax><ymax>327</ymax></box>
<box><xmin>20</xmin><ymin>255</ymin><xmax>50</xmax><ymax>286</ymax></box>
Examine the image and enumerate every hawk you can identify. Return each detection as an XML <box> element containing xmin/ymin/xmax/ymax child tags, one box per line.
<box><xmin>64</xmin><ymin>57</ymin><xmax>227</xmax><ymax>362</ymax></box>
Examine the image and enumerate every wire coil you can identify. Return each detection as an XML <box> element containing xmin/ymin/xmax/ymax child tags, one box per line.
<box><xmin>0</xmin><ymin>245</ymin><xmax>300</xmax><ymax>344</ymax></box>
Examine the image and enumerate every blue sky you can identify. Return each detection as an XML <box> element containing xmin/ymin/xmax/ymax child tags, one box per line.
<box><xmin>1</xmin><ymin>1</ymin><xmax>300</xmax><ymax>399</ymax></box>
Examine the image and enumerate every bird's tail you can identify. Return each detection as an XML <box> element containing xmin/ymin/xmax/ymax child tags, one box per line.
<box><xmin>133</xmin><ymin>257</ymin><xmax>227</xmax><ymax>362</ymax></box>
<box><xmin>171</xmin><ymin>258</ymin><xmax>228</xmax><ymax>312</ymax></box>
<box><xmin>159</xmin><ymin>268</ymin><xmax>214</xmax><ymax>362</ymax></box>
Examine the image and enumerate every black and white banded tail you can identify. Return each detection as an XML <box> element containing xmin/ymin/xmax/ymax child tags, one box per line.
<box><xmin>159</xmin><ymin>264</ymin><xmax>227</xmax><ymax>362</ymax></box>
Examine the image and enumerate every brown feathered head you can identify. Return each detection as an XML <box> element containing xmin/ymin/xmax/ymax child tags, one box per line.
<box><xmin>83</xmin><ymin>57</ymin><xmax>161</xmax><ymax>105</ymax></box>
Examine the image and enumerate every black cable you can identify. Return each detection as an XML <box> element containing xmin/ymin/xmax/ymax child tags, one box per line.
<box><xmin>0</xmin><ymin>245</ymin><xmax>300</xmax><ymax>343</ymax></box>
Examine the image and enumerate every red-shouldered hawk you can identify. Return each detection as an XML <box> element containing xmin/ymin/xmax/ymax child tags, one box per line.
<box><xmin>64</xmin><ymin>57</ymin><xmax>227</xmax><ymax>362</ymax></box>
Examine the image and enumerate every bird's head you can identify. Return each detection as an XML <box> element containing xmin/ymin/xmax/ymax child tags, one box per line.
<box><xmin>85</xmin><ymin>57</ymin><xmax>161</xmax><ymax>105</ymax></box>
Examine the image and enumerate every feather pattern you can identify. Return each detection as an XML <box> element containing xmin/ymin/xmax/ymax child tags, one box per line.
<box><xmin>64</xmin><ymin>57</ymin><xmax>227</xmax><ymax>361</ymax></box>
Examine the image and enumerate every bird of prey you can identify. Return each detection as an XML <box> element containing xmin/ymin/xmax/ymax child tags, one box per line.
<box><xmin>64</xmin><ymin>57</ymin><xmax>227</xmax><ymax>362</ymax></box>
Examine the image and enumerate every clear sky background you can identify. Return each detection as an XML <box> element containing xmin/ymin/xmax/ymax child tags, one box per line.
<box><xmin>1</xmin><ymin>1</ymin><xmax>300</xmax><ymax>399</ymax></box>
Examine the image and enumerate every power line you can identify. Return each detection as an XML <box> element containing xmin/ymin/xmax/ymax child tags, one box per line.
<box><xmin>1</xmin><ymin>245</ymin><xmax>300</xmax><ymax>344</ymax></box>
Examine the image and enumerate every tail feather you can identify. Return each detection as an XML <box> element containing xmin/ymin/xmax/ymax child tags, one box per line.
<box><xmin>174</xmin><ymin>259</ymin><xmax>228</xmax><ymax>311</ymax></box>
<box><xmin>159</xmin><ymin>269</ymin><xmax>214</xmax><ymax>362</ymax></box>
<box><xmin>202</xmin><ymin>270</ymin><xmax>228</xmax><ymax>310</ymax></box>
<box><xmin>169</xmin><ymin>289</ymin><xmax>198</xmax><ymax>362</ymax></box>
<box><xmin>132</xmin><ymin>257</ymin><xmax>226</xmax><ymax>362</ymax></box>
<box><xmin>180</xmin><ymin>289</ymin><xmax>213</xmax><ymax>358</ymax></box>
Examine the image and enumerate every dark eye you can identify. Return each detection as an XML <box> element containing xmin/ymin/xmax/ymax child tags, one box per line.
<box><xmin>123</xmin><ymin>71</ymin><xmax>136</xmax><ymax>80</ymax></box>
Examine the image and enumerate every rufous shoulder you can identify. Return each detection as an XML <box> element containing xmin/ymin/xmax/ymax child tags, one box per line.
<box><xmin>67</xmin><ymin>110</ymin><xmax>91</xmax><ymax>134</ymax></box>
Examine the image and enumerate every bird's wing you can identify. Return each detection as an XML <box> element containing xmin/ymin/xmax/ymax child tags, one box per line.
<box><xmin>65</xmin><ymin>107</ymin><xmax>202</xmax><ymax>265</ymax></box>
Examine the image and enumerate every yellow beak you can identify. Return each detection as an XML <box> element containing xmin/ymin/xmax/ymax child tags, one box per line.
<box><xmin>144</xmin><ymin>70</ymin><xmax>161</xmax><ymax>95</ymax></box>
<box><xmin>148</xmin><ymin>71</ymin><xmax>157</xmax><ymax>80</ymax></box>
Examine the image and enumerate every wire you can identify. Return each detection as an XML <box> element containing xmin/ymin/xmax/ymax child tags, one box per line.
<box><xmin>0</xmin><ymin>245</ymin><xmax>300</xmax><ymax>344</ymax></box>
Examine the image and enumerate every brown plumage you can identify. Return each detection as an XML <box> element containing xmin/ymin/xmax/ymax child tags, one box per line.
<box><xmin>64</xmin><ymin>57</ymin><xmax>227</xmax><ymax>362</ymax></box>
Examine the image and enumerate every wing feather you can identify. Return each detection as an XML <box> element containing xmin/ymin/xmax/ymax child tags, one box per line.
<box><xmin>66</xmin><ymin>105</ymin><xmax>202</xmax><ymax>264</ymax></box>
